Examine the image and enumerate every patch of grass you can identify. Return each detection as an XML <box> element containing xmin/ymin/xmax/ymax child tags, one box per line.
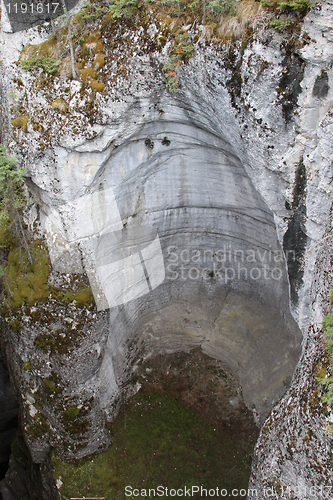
<box><xmin>53</xmin><ymin>388</ymin><xmax>256</xmax><ymax>499</ymax></box>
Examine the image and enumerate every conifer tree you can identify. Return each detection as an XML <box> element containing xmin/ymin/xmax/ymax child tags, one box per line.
<box><xmin>60</xmin><ymin>0</ymin><xmax>76</xmax><ymax>79</ymax></box>
<box><xmin>0</xmin><ymin>145</ymin><xmax>32</xmax><ymax>263</ymax></box>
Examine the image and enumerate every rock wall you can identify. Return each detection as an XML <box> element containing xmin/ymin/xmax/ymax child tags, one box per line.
<box><xmin>0</xmin><ymin>0</ymin><xmax>333</xmax><ymax>497</ymax></box>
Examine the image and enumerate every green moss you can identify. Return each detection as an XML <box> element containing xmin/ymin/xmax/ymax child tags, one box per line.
<box><xmin>80</xmin><ymin>66</ymin><xmax>97</xmax><ymax>81</ymax></box>
<box><xmin>74</xmin><ymin>287</ymin><xmax>94</xmax><ymax>307</ymax></box>
<box><xmin>61</xmin><ymin>403</ymin><xmax>90</xmax><ymax>435</ymax></box>
<box><xmin>62</xmin><ymin>291</ymin><xmax>74</xmax><ymax>304</ymax></box>
<box><xmin>22</xmin><ymin>361</ymin><xmax>31</xmax><ymax>371</ymax></box>
<box><xmin>12</xmin><ymin>115</ymin><xmax>29</xmax><ymax>132</ymax></box>
<box><xmin>34</xmin><ymin>328</ymin><xmax>85</xmax><ymax>355</ymax></box>
<box><xmin>89</xmin><ymin>79</ymin><xmax>105</xmax><ymax>92</ymax></box>
<box><xmin>53</xmin><ymin>388</ymin><xmax>256</xmax><ymax>499</ymax></box>
<box><xmin>4</xmin><ymin>241</ymin><xmax>50</xmax><ymax>309</ymax></box>
<box><xmin>8</xmin><ymin>318</ymin><xmax>20</xmax><ymax>332</ymax></box>
<box><xmin>26</xmin><ymin>411</ymin><xmax>50</xmax><ymax>438</ymax></box>
<box><xmin>43</xmin><ymin>372</ymin><xmax>63</xmax><ymax>396</ymax></box>
<box><xmin>93</xmin><ymin>53</ymin><xmax>106</xmax><ymax>70</ymax></box>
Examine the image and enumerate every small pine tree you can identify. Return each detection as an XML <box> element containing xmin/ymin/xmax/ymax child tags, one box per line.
<box><xmin>60</xmin><ymin>0</ymin><xmax>76</xmax><ymax>79</ymax></box>
<box><xmin>108</xmin><ymin>0</ymin><xmax>140</xmax><ymax>19</ymax></box>
<box><xmin>0</xmin><ymin>145</ymin><xmax>32</xmax><ymax>262</ymax></box>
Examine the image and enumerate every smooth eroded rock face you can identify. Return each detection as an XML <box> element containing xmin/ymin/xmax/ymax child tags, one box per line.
<box><xmin>28</xmin><ymin>99</ymin><xmax>302</xmax><ymax>422</ymax></box>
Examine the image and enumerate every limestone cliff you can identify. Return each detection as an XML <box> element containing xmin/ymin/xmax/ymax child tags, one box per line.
<box><xmin>0</xmin><ymin>0</ymin><xmax>333</xmax><ymax>497</ymax></box>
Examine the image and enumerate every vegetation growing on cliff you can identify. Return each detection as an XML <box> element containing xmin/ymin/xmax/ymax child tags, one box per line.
<box><xmin>16</xmin><ymin>0</ymin><xmax>314</xmax><ymax>103</ymax></box>
<box><xmin>0</xmin><ymin>146</ymin><xmax>51</xmax><ymax>308</ymax></box>
<box><xmin>316</xmin><ymin>290</ymin><xmax>333</xmax><ymax>433</ymax></box>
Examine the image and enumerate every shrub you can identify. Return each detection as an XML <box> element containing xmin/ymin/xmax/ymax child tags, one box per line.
<box><xmin>20</xmin><ymin>54</ymin><xmax>61</xmax><ymax>75</ymax></box>
<box><xmin>208</xmin><ymin>0</ymin><xmax>236</xmax><ymax>17</ymax></box>
<box><xmin>108</xmin><ymin>0</ymin><xmax>141</xmax><ymax>19</ymax></box>
<box><xmin>163</xmin><ymin>33</ymin><xmax>194</xmax><ymax>92</ymax></box>
<box><xmin>269</xmin><ymin>15</ymin><xmax>296</xmax><ymax>31</ymax></box>
<box><xmin>260</xmin><ymin>0</ymin><xmax>313</xmax><ymax>13</ymax></box>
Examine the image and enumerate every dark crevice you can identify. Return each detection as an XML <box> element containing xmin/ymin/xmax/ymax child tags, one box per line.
<box><xmin>313</xmin><ymin>70</ymin><xmax>330</xmax><ymax>98</ymax></box>
<box><xmin>283</xmin><ymin>158</ymin><xmax>307</xmax><ymax>304</ymax></box>
<box><xmin>278</xmin><ymin>51</ymin><xmax>305</xmax><ymax>123</ymax></box>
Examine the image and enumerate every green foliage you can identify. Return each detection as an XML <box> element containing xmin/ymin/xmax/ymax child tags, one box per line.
<box><xmin>208</xmin><ymin>0</ymin><xmax>236</xmax><ymax>17</ymax></box>
<box><xmin>260</xmin><ymin>0</ymin><xmax>313</xmax><ymax>13</ymax></box>
<box><xmin>163</xmin><ymin>56</ymin><xmax>181</xmax><ymax>92</ymax></box>
<box><xmin>0</xmin><ymin>145</ymin><xmax>28</xmax><ymax>248</ymax></box>
<box><xmin>79</xmin><ymin>1</ymin><xmax>107</xmax><ymax>20</ymax></box>
<box><xmin>20</xmin><ymin>54</ymin><xmax>61</xmax><ymax>75</ymax></box>
<box><xmin>163</xmin><ymin>33</ymin><xmax>194</xmax><ymax>92</ymax></box>
<box><xmin>269</xmin><ymin>15</ymin><xmax>296</xmax><ymax>31</ymax></box>
<box><xmin>0</xmin><ymin>145</ymin><xmax>26</xmax><ymax>204</ymax></box>
<box><xmin>108</xmin><ymin>0</ymin><xmax>141</xmax><ymax>19</ymax></box>
<box><xmin>316</xmin><ymin>291</ymin><xmax>333</xmax><ymax>433</ymax></box>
